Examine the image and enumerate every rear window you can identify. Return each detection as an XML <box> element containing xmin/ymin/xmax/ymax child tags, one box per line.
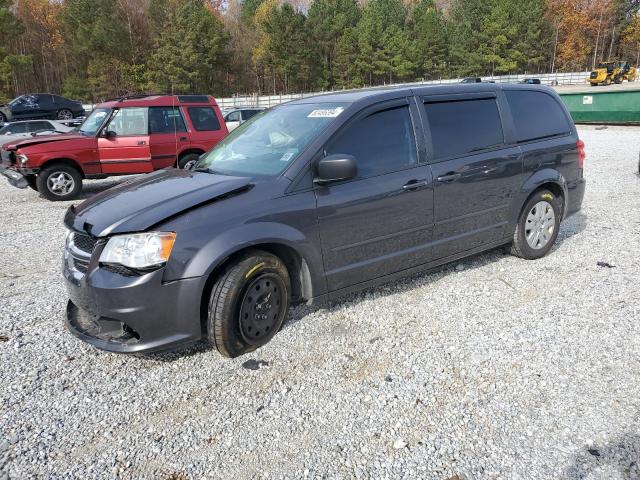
<box><xmin>424</xmin><ymin>98</ymin><xmax>504</xmax><ymax>160</ymax></box>
<box><xmin>505</xmin><ymin>90</ymin><xmax>571</xmax><ymax>143</ymax></box>
<box><xmin>188</xmin><ymin>107</ymin><xmax>221</xmax><ymax>131</ymax></box>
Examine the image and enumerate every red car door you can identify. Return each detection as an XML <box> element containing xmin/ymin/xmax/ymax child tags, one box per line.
<box><xmin>148</xmin><ymin>106</ymin><xmax>189</xmax><ymax>169</ymax></box>
<box><xmin>183</xmin><ymin>104</ymin><xmax>227</xmax><ymax>152</ymax></box>
<box><xmin>98</xmin><ymin>107</ymin><xmax>152</xmax><ymax>174</ymax></box>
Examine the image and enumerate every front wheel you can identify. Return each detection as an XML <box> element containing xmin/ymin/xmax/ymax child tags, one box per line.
<box><xmin>36</xmin><ymin>164</ymin><xmax>82</xmax><ymax>201</ymax></box>
<box><xmin>25</xmin><ymin>175</ymin><xmax>37</xmax><ymax>191</ymax></box>
<box><xmin>510</xmin><ymin>190</ymin><xmax>561</xmax><ymax>260</ymax></box>
<box><xmin>207</xmin><ymin>250</ymin><xmax>291</xmax><ymax>358</ymax></box>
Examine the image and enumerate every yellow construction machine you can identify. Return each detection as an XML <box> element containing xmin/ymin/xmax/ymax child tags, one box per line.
<box><xmin>588</xmin><ymin>61</ymin><xmax>637</xmax><ymax>86</ymax></box>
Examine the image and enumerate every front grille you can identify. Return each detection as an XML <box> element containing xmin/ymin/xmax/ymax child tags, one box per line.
<box><xmin>72</xmin><ymin>232</ymin><xmax>97</xmax><ymax>255</ymax></box>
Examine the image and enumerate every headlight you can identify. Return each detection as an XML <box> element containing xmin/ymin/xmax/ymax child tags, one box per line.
<box><xmin>99</xmin><ymin>232</ymin><xmax>176</xmax><ymax>269</ymax></box>
<box><xmin>17</xmin><ymin>153</ymin><xmax>28</xmax><ymax>165</ymax></box>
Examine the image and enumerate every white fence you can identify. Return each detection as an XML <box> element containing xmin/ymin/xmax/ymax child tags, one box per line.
<box><xmin>217</xmin><ymin>71</ymin><xmax>591</xmax><ymax>109</ymax></box>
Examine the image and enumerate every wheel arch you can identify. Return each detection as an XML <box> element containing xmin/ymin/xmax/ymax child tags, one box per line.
<box><xmin>177</xmin><ymin>148</ymin><xmax>205</xmax><ymax>166</ymax></box>
<box><xmin>510</xmin><ymin>169</ymin><xmax>568</xmax><ymax>233</ymax></box>
<box><xmin>39</xmin><ymin>158</ymin><xmax>85</xmax><ymax>178</ymax></box>
<box><xmin>197</xmin><ymin>241</ymin><xmax>317</xmax><ymax>334</ymax></box>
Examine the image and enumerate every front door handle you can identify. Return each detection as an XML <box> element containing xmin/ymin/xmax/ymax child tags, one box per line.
<box><xmin>137</xmin><ymin>140</ymin><xmax>146</xmax><ymax>145</ymax></box>
<box><xmin>402</xmin><ymin>179</ymin><xmax>429</xmax><ymax>191</ymax></box>
<box><xmin>436</xmin><ymin>172</ymin><xmax>461</xmax><ymax>183</ymax></box>
<box><xmin>179</xmin><ymin>136</ymin><xmax>188</xmax><ymax>141</ymax></box>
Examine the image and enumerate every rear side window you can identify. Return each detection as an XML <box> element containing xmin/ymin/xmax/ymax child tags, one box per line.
<box><xmin>188</xmin><ymin>107</ymin><xmax>221</xmax><ymax>131</ymax></box>
<box><xmin>326</xmin><ymin>105</ymin><xmax>417</xmax><ymax>178</ymax></box>
<box><xmin>505</xmin><ymin>90</ymin><xmax>571</xmax><ymax>143</ymax></box>
<box><xmin>29</xmin><ymin>121</ymin><xmax>53</xmax><ymax>132</ymax></box>
<box><xmin>148</xmin><ymin>107</ymin><xmax>187</xmax><ymax>134</ymax></box>
<box><xmin>243</xmin><ymin>110</ymin><xmax>260</xmax><ymax>120</ymax></box>
<box><xmin>226</xmin><ymin>111</ymin><xmax>240</xmax><ymax>122</ymax></box>
<box><xmin>424</xmin><ymin>98</ymin><xmax>503</xmax><ymax>160</ymax></box>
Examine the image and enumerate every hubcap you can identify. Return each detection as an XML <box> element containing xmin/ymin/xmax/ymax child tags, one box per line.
<box><xmin>525</xmin><ymin>201</ymin><xmax>555</xmax><ymax>250</ymax></box>
<box><xmin>239</xmin><ymin>274</ymin><xmax>285</xmax><ymax>345</ymax></box>
<box><xmin>183</xmin><ymin>159</ymin><xmax>197</xmax><ymax>170</ymax></box>
<box><xmin>47</xmin><ymin>172</ymin><xmax>75</xmax><ymax>196</ymax></box>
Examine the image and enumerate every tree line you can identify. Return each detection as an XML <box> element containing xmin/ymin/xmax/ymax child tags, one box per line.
<box><xmin>0</xmin><ymin>0</ymin><xmax>640</xmax><ymax>102</ymax></box>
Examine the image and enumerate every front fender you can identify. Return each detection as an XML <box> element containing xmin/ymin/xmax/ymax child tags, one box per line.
<box><xmin>168</xmin><ymin>221</ymin><xmax>326</xmax><ymax>299</ymax></box>
<box><xmin>508</xmin><ymin>168</ymin><xmax>569</xmax><ymax>231</ymax></box>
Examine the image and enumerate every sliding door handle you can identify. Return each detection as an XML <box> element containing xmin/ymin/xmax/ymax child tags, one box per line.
<box><xmin>436</xmin><ymin>172</ymin><xmax>461</xmax><ymax>183</ymax></box>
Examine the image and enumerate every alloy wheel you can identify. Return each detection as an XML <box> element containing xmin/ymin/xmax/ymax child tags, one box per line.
<box><xmin>47</xmin><ymin>171</ymin><xmax>75</xmax><ymax>196</ymax></box>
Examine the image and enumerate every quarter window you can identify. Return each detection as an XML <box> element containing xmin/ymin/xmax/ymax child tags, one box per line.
<box><xmin>505</xmin><ymin>91</ymin><xmax>571</xmax><ymax>143</ymax></box>
<box><xmin>188</xmin><ymin>107</ymin><xmax>221</xmax><ymax>131</ymax></box>
<box><xmin>326</xmin><ymin>105</ymin><xmax>417</xmax><ymax>178</ymax></box>
<box><xmin>107</xmin><ymin>107</ymin><xmax>148</xmax><ymax>136</ymax></box>
<box><xmin>148</xmin><ymin>107</ymin><xmax>187</xmax><ymax>134</ymax></box>
<box><xmin>424</xmin><ymin>98</ymin><xmax>504</xmax><ymax>160</ymax></box>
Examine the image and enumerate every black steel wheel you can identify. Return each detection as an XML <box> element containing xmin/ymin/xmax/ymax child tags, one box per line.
<box><xmin>238</xmin><ymin>273</ymin><xmax>286</xmax><ymax>345</ymax></box>
<box><xmin>207</xmin><ymin>250</ymin><xmax>291</xmax><ymax>358</ymax></box>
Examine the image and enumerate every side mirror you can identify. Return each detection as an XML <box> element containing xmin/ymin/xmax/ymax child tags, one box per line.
<box><xmin>102</xmin><ymin>129</ymin><xmax>116</xmax><ymax>138</ymax></box>
<box><xmin>314</xmin><ymin>154</ymin><xmax>357</xmax><ymax>185</ymax></box>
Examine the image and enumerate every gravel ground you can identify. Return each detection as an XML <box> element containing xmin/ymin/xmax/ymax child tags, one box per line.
<box><xmin>1</xmin><ymin>126</ymin><xmax>639</xmax><ymax>480</ymax></box>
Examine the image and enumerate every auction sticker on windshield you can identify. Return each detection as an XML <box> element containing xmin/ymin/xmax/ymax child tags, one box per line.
<box><xmin>308</xmin><ymin>107</ymin><xmax>344</xmax><ymax>118</ymax></box>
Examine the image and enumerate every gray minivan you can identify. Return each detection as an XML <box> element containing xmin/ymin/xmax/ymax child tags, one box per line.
<box><xmin>63</xmin><ymin>83</ymin><xmax>586</xmax><ymax>357</ymax></box>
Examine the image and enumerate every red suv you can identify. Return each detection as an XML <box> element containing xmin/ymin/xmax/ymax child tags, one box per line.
<box><xmin>0</xmin><ymin>94</ymin><xmax>228</xmax><ymax>200</ymax></box>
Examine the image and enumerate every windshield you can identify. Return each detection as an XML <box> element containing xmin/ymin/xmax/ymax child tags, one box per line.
<box><xmin>79</xmin><ymin>107</ymin><xmax>111</xmax><ymax>135</ymax></box>
<box><xmin>196</xmin><ymin>102</ymin><xmax>348</xmax><ymax>177</ymax></box>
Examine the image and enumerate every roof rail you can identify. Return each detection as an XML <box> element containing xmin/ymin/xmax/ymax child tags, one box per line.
<box><xmin>103</xmin><ymin>93</ymin><xmax>170</xmax><ymax>102</ymax></box>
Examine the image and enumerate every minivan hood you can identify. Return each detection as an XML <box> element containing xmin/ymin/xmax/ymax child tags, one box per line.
<box><xmin>4</xmin><ymin>132</ymin><xmax>85</xmax><ymax>150</ymax></box>
<box><xmin>64</xmin><ymin>169</ymin><xmax>253</xmax><ymax>237</ymax></box>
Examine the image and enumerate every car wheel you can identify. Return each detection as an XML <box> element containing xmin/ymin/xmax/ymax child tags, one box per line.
<box><xmin>56</xmin><ymin>109</ymin><xmax>73</xmax><ymax>120</ymax></box>
<box><xmin>36</xmin><ymin>164</ymin><xmax>82</xmax><ymax>201</ymax></box>
<box><xmin>510</xmin><ymin>189</ymin><xmax>562</xmax><ymax>260</ymax></box>
<box><xmin>0</xmin><ymin>112</ymin><xmax>6</xmax><ymax>123</ymax></box>
<box><xmin>614</xmin><ymin>76</ymin><xmax>623</xmax><ymax>84</ymax></box>
<box><xmin>25</xmin><ymin>175</ymin><xmax>37</xmax><ymax>191</ymax></box>
<box><xmin>178</xmin><ymin>153</ymin><xmax>200</xmax><ymax>170</ymax></box>
<box><xmin>604</xmin><ymin>77</ymin><xmax>611</xmax><ymax>86</ymax></box>
<box><xmin>207</xmin><ymin>250</ymin><xmax>291</xmax><ymax>358</ymax></box>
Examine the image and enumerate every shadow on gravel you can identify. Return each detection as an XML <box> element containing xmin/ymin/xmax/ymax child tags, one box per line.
<box><xmin>74</xmin><ymin>180</ymin><xmax>128</xmax><ymax>200</ymax></box>
<box><xmin>554</xmin><ymin>211</ymin><xmax>587</xmax><ymax>249</ymax></box>
<box><xmin>564</xmin><ymin>433</ymin><xmax>640</xmax><ymax>479</ymax></box>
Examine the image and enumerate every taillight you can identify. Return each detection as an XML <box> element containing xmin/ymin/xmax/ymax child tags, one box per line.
<box><xmin>577</xmin><ymin>139</ymin><xmax>585</xmax><ymax>169</ymax></box>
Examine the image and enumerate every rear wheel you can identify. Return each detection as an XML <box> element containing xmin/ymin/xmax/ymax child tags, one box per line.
<box><xmin>36</xmin><ymin>164</ymin><xmax>82</xmax><ymax>201</ymax></box>
<box><xmin>56</xmin><ymin>109</ymin><xmax>73</xmax><ymax>120</ymax></box>
<box><xmin>207</xmin><ymin>250</ymin><xmax>291</xmax><ymax>358</ymax></box>
<box><xmin>604</xmin><ymin>77</ymin><xmax>612</xmax><ymax>86</ymax></box>
<box><xmin>614</xmin><ymin>75</ymin><xmax>623</xmax><ymax>84</ymax></box>
<box><xmin>510</xmin><ymin>189</ymin><xmax>561</xmax><ymax>260</ymax></box>
<box><xmin>178</xmin><ymin>153</ymin><xmax>200</xmax><ymax>170</ymax></box>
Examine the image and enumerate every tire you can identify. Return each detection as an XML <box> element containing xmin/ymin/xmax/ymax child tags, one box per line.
<box><xmin>36</xmin><ymin>164</ymin><xmax>82</xmax><ymax>201</ymax></box>
<box><xmin>56</xmin><ymin>109</ymin><xmax>73</xmax><ymax>120</ymax></box>
<box><xmin>604</xmin><ymin>77</ymin><xmax>611</xmax><ymax>86</ymax></box>
<box><xmin>25</xmin><ymin>175</ymin><xmax>37</xmax><ymax>191</ymax></box>
<box><xmin>614</xmin><ymin>76</ymin><xmax>623</xmax><ymax>84</ymax></box>
<box><xmin>510</xmin><ymin>189</ymin><xmax>562</xmax><ymax>260</ymax></box>
<box><xmin>178</xmin><ymin>153</ymin><xmax>200</xmax><ymax>170</ymax></box>
<box><xmin>0</xmin><ymin>112</ymin><xmax>6</xmax><ymax>123</ymax></box>
<box><xmin>207</xmin><ymin>250</ymin><xmax>291</xmax><ymax>358</ymax></box>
